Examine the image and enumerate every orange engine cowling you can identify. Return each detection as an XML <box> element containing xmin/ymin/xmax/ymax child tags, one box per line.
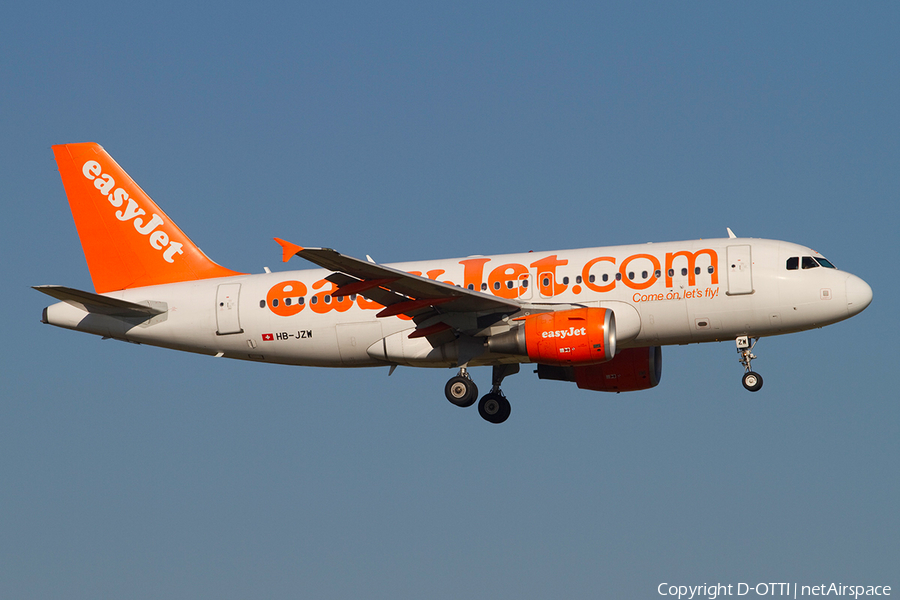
<box><xmin>536</xmin><ymin>346</ymin><xmax>662</xmax><ymax>392</ymax></box>
<box><xmin>486</xmin><ymin>307</ymin><xmax>616</xmax><ymax>366</ymax></box>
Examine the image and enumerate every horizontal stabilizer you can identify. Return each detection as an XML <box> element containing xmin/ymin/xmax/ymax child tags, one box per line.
<box><xmin>33</xmin><ymin>285</ymin><xmax>166</xmax><ymax>317</ymax></box>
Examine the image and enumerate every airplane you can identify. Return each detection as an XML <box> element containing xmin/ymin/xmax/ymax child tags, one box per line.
<box><xmin>36</xmin><ymin>143</ymin><xmax>873</xmax><ymax>423</ymax></box>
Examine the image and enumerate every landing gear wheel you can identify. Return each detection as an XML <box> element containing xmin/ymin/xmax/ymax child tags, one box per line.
<box><xmin>742</xmin><ymin>371</ymin><xmax>763</xmax><ymax>392</ymax></box>
<box><xmin>736</xmin><ymin>336</ymin><xmax>763</xmax><ymax>392</ymax></box>
<box><xmin>445</xmin><ymin>375</ymin><xmax>478</xmax><ymax>407</ymax></box>
<box><xmin>478</xmin><ymin>392</ymin><xmax>511</xmax><ymax>424</ymax></box>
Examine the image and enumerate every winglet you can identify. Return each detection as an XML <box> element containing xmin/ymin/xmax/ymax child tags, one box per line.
<box><xmin>274</xmin><ymin>238</ymin><xmax>304</xmax><ymax>263</ymax></box>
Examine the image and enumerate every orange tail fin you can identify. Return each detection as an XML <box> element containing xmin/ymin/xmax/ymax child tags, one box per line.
<box><xmin>52</xmin><ymin>143</ymin><xmax>243</xmax><ymax>293</ymax></box>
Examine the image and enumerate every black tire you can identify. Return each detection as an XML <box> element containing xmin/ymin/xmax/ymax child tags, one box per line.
<box><xmin>478</xmin><ymin>392</ymin><xmax>511</xmax><ymax>424</ymax></box>
<box><xmin>742</xmin><ymin>371</ymin><xmax>763</xmax><ymax>392</ymax></box>
<box><xmin>445</xmin><ymin>376</ymin><xmax>478</xmax><ymax>407</ymax></box>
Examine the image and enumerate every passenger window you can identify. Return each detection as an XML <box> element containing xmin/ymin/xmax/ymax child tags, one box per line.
<box><xmin>668</xmin><ymin>269</ymin><xmax>674</xmax><ymax>277</ymax></box>
<box><xmin>802</xmin><ymin>256</ymin><xmax>819</xmax><ymax>269</ymax></box>
<box><xmin>708</xmin><ymin>266</ymin><xmax>715</xmax><ymax>274</ymax></box>
<box><xmin>562</xmin><ymin>276</ymin><xmax>570</xmax><ymax>285</ymax></box>
<box><xmin>259</xmin><ymin>300</ymin><xmax>265</xmax><ymax>308</ymax></box>
<box><xmin>576</xmin><ymin>275</ymin><xmax>583</xmax><ymax>284</ymax></box>
<box><xmin>694</xmin><ymin>267</ymin><xmax>701</xmax><ymax>275</ymax></box>
<box><xmin>655</xmin><ymin>270</ymin><xmax>662</xmax><ymax>278</ymax></box>
<box><xmin>786</xmin><ymin>257</ymin><xmax>799</xmax><ymax>270</ymax></box>
<box><xmin>285</xmin><ymin>298</ymin><xmax>292</xmax><ymax>306</ymax></box>
<box><xmin>601</xmin><ymin>274</ymin><xmax>608</xmax><ymax>282</ymax></box>
<box><xmin>681</xmin><ymin>268</ymin><xmax>688</xmax><ymax>276</ymax></box>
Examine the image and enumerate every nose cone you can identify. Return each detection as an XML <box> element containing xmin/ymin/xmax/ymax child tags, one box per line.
<box><xmin>846</xmin><ymin>274</ymin><xmax>873</xmax><ymax>316</ymax></box>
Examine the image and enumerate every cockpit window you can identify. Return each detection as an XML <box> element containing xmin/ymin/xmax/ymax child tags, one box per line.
<box><xmin>788</xmin><ymin>255</ymin><xmax>836</xmax><ymax>270</ymax></box>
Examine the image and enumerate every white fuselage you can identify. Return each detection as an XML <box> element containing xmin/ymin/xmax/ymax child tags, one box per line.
<box><xmin>43</xmin><ymin>237</ymin><xmax>871</xmax><ymax>369</ymax></box>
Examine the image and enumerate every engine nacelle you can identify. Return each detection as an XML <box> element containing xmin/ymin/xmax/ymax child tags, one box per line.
<box><xmin>487</xmin><ymin>307</ymin><xmax>616</xmax><ymax>366</ymax></box>
<box><xmin>536</xmin><ymin>346</ymin><xmax>662</xmax><ymax>392</ymax></box>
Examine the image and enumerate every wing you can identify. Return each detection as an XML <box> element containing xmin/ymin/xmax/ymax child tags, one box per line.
<box><xmin>275</xmin><ymin>238</ymin><xmax>521</xmax><ymax>339</ymax></box>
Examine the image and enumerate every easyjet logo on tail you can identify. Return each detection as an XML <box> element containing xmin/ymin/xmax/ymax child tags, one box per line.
<box><xmin>81</xmin><ymin>160</ymin><xmax>183</xmax><ymax>263</ymax></box>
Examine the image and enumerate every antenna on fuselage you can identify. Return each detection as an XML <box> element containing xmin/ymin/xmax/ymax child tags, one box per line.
<box><xmin>726</xmin><ymin>227</ymin><xmax>737</xmax><ymax>239</ymax></box>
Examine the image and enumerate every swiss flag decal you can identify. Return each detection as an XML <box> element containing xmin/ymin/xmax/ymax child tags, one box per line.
<box><xmin>262</xmin><ymin>333</ymin><xmax>274</xmax><ymax>341</ymax></box>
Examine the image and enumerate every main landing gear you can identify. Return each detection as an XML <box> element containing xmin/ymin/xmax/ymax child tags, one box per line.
<box><xmin>736</xmin><ymin>335</ymin><xmax>763</xmax><ymax>392</ymax></box>
<box><xmin>444</xmin><ymin>367</ymin><xmax>478</xmax><ymax>407</ymax></box>
<box><xmin>444</xmin><ymin>364</ymin><xmax>519</xmax><ymax>424</ymax></box>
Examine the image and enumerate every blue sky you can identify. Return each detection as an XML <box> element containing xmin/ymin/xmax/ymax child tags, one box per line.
<box><xmin>2</xmin><ymin>2</ymin><xmax>897</xmax><ymax>598</ymax></box>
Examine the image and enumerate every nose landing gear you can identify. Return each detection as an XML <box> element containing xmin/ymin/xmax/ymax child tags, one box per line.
<box><xmin>736</xmin><ymin>335</ymin><xmax>763</xmax><ymax>392</ymax></box>
<box><xmin>742</xmin><ymin>371</ymin><xmax>763</xmax><ymax>392</ymax></box>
